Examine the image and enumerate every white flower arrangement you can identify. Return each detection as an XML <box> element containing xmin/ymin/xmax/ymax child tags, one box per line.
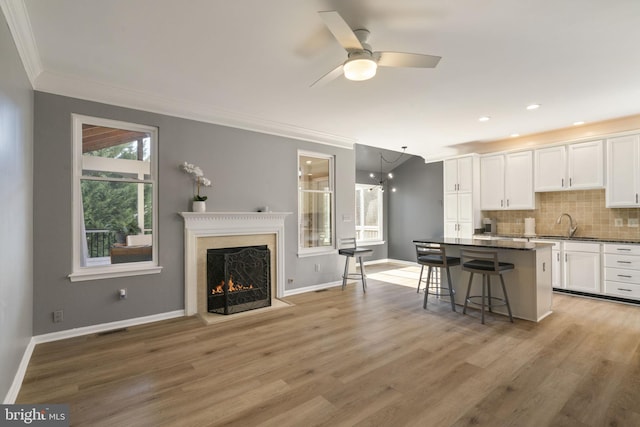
<box><xmin>180</xmin><ymin>162</ymin><xmax>212</xmax><ymax>201</ymax></box>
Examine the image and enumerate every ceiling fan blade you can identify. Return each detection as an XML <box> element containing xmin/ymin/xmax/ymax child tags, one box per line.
<box><xmin>375</xmin><ymin>52</ymin><xmax>441</xmax><ymax>68</ymax></box>
<box><xmin>318</xmin><ymin>11</ymin><xmax>363</xmax><ymax>52</ymax></box>
<box><xmin>310</xmin><ymin>64</ymin><xmax>344</xmax><ymax>87</ymax></box>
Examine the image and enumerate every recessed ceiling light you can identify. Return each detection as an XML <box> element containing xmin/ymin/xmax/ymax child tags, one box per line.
<box><xmin>478</xmin><ymin>116</ymin><xmax>491</xmax><ymax>122</ymax></box>
<box><xmin>573</xmin><ymin>121</ymin><xmax>585</xmax><ymax>126</ymax></box>
<box><xmin>526</xmin><ymin>104</ymin><xmax>541</xmax><ymax>110</ymax></box>
<box><xmin>510</xmin><ymin>133</ymin><xmax>520</xmax><ymax>138</ymax></box>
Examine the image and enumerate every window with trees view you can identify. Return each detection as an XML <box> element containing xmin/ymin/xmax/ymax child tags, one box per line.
<box><xmin>355</xmin><ymin>184</ymin><xmax>383</xmax><ymax>243</ymax></box>
<box><xmin>69</xmin><ymin>115</ymin><xmax>160</xmax><ymax>281</ymax></box>
<box><xmin>298</xmin><ymin>152</ymin><xmax>334</xmax><ymax>254</ymax></box>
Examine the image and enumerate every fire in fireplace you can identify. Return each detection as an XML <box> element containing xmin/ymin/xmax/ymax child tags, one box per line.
<box><xmin>207</xmin><ymin>245</ymin><xmax>271</xmax><ymax>315</ymax></box>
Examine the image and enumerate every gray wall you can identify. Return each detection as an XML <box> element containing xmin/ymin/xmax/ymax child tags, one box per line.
<box><xmin>388</xmin><ymin>158</ymin><xmax>444</xmax><ymax>261</ymax></box>
<box><xmin>33</xmin><ymin>92</ymin><xmax>355</xmax><ymax>335</ymax></box>
<box><xmin>356</xmin><ymin>158</ymin><xmax>444</xmax><ymax>263</ymax></box>
<box><xmin>0</xmin><ymin>11</ymin><xmax>34</xmax><ymax>401</ymax></box>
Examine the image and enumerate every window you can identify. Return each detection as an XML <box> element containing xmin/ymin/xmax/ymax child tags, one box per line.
<box><xmin>69</xmin><ymin>115</ymin><xmax>161</xmax><ymax>281</ymax></box>
<box><xmin>298</xmin><ymin>152</ymin><xmax>334</xmax><ymax>255</ymax></box>
<box><xmin>355</xmin><ymin>184</ymin><xmax>383</xmax><ymax>243</ymax></box>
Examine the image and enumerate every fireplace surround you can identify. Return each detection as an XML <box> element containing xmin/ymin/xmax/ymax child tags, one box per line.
<box><xmin>180</xmin><ymin>212</ymin><xmax>290</xmax><ymax>318</ymax></box>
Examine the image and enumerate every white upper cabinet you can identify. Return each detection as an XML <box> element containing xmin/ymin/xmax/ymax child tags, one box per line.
<box><xmin>480</xmin><ymin>154</ymin><xmax>505</xmax><ymax>210</ymax></box>
<box><xmin>505</xmin><ymin>151</ymin><xmax>535</xmax><ymax>209</ymax></box>
<box><xmin>606</xmin><ymin>134</ymin><xmax>640</xmax><ymax>207</ymax></box>
<box><xmin>534</xmin><ymin>146</ymin><xmax>566</xmax><ymax>191</ymax></box>
<box><xmin>480</xmin><ymin>151</ymin><xmax>534</xmax><ymax>210</ymax></box>
<box><xmin>568</xmin><ymin>140</ymin><xmax>604</xmax><ymax>189</ymax></box>
<box><xmin>534</xmin><ymin>140</ymin><xmax>604</xmax><ymax>192</ymax></box>
<box><xmin>444</xmin><ymin>156</ymin><xmax>473</xmax><ymax>193</ymax></box>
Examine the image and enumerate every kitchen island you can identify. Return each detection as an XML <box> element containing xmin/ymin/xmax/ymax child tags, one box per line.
<box><xmin>413</xmin><ymin>237</ymin><xmax>553</xmax><ymax>322</ymax></box>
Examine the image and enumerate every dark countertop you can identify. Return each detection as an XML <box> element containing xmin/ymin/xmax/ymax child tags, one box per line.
<box><xmin>413</xmin><ymin>237</ymin><xmax>553</xmax><ymax>251</ymax></box>
<box><xmin>475</xmin><ymin>234</ymin><xmax>640</xmax><ymax>245</ymax></box>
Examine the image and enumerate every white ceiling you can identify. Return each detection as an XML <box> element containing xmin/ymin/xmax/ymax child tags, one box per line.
<box><xmin>10</xmin><ymin>0</ymin><xmax>640</xmax><ymax>160</ymax></box>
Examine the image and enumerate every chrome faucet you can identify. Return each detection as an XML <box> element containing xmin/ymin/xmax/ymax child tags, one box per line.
<box><xmin>556</xmin><ymin>213</ymin><xmax>578</xmax><ymax>237</ymax></box>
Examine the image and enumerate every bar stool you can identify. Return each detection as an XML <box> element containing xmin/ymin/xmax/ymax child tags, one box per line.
<box><xmin>338</xmin><ymin>237</ymin><xmax>373</xmax><ymax>292</ymax></box>
<box><xmin>460</xmin><ymin>249</ymin><xmax>514</xmax><ymax>324</ymax></box>
<box><xmin>415</xmin><ymin>243</ymin><xmax>459</xmax><ymax>312</ymax></box>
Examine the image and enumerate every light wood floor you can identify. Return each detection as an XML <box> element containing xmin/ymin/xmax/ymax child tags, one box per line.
<box><xmin>18</xmin><ymin>263</ymin><xmax>640</xmax><ymax>426</ymax></box>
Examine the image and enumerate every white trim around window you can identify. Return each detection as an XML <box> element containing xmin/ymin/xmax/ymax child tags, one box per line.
<box><xmin>68</xmin><ymin>114</ymin><xmax>162</xmax><ymax>282</ymax></box>
<box><xmin>297</xmin><ymin>150</ymin><xmax>335</xmax><ymax>256</ymax></box>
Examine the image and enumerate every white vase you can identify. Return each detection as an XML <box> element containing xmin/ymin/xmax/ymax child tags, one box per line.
<box><xmin>192</xmin><ymin>201</ymin><xmax>206</xmax><ymax>212</ymax></box>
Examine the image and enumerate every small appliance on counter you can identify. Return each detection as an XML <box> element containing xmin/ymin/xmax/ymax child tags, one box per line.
<box><xmin>483</xmin><ymin>218</ymin><xmax>497</xmax><ymax>235</ymax></box>
<box><xmin>524</xmin><ymin>217</ymin><xmax>536</xmax><ymax>237</ymax></box>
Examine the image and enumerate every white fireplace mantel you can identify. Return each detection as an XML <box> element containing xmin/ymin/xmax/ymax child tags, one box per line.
<box><xmin>180</xmin><ymin>212</ymin><xmax>291</xmax><ymax>316</ymax></box>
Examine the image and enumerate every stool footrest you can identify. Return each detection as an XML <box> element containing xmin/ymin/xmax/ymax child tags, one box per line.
<box><xmin>465</xmin><ymin>295</ymin><xmax>509</xmax><ymax>308</ymax></box>
<box><xmin>425</xmin><ymin>287</ymin><xmax>456</xmax><ymax>297</ymax></box>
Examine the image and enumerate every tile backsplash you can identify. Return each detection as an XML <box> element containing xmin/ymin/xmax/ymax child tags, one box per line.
<box><xmin>482</xmin><ymin>189</ymin><xmax>640</xmax><ymax>240</ymax></box>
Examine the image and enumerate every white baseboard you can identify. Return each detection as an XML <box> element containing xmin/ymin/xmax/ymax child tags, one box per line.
<box><xmin>3</xmin><ymin>338</ymin><xmax>36</xmax><ymax>404</ymax></box>
<box><xmin>3</xmin><ymin>310</ymin><xmax>185</xmax><ymax>403</ymax></box>
<box><xmin>282</xmin><ymin>260</ymin><xmax>418</xmax><ymax>297</ymax></box>
<box><xmin>283</xmin><ymin>281</ymin><xmax>342</xmax><ymax>297</ymax></box>
<box><xmin>33</xmin><ymin>310</ymin><xmax>185</xmax><ymax>344</ymax></box>
<box><xmin>363</xmin><ymin>258</ymin><xmax>417</xmax><ymax>267</ymax></box>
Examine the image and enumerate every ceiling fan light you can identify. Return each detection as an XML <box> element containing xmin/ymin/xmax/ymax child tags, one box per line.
<box><xmin>343</xmin><ymin>57</ymin><xmax>377</xmax><ymax>81</ymax></box>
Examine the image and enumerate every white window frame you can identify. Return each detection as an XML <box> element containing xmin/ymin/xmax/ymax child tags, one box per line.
<box><xmin>297</xmin><ymin>150</ymin><xmax>335</xmax><ymax>257</ymax></box>
<box><xmin>69</xmin><ymin>114</ymin><xmax>162</xmax><ymax>282</ymax></box>
<box><xmin>355</xmin><ymin>183</ymin><xmax>384</xmax><ymax>245</ymax></box>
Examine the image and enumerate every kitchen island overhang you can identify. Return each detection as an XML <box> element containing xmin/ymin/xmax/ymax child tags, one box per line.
<box><xmin>413</xmin><ymin>237</ymin><xmax>554</xmax><ymax>322</ymax></box>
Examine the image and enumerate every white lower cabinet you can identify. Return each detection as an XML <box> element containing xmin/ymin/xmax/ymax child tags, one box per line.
<box><xmin>531</xmin><ymin>240</ymin><xmax>562</xmax><ymax>288</ymax></box>
<box><xmin>563</xmin><ymin>242</ymin><xmax>601</xmax><ymax>293</ymax></box>
<box><xmin>603</xmin><ymin>244</ymin><xmax>640</xmax><ymax>299</ymax></box>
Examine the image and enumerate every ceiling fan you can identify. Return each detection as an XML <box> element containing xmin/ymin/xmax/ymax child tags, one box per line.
<box><xmin>311</xmin><ymin>10</ymin><xmax>441</xmax><ymax>87</ymax></box>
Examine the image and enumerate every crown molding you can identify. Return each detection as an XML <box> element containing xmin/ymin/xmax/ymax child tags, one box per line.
<box><xmin>0</xmin><ymin>0</ymin><xmax>42</xmax><ymax>88</ymax></box>
<box><xmin>34</xmin><ymin>70</ymin><xmax>357</xmax><ymax>149</ymax></box>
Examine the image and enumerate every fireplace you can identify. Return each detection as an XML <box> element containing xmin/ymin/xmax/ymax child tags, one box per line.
<box><xmin>207</xmin><ymin>245</ymin><xmax>271</xmax><ymax>315</ymax></box>
<box><xmin>180</xmin><ymin>212</ymin><xmax>291</xmax><ymax>319</ymax></box>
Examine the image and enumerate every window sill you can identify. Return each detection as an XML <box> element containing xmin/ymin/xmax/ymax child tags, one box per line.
<box><xmin>297</xmin><ymin>248</ymin><xmax>337</xmax><ymax>258</ymax></box>
<box><xmin>356</xmin><ymin>240</ymin><xmax>385</xmax><ymax>246</ymax></box>
<box><xmin>69</xmin><ymin>264</ymin><xmax>163</xmax><ymax>282</ymax></box>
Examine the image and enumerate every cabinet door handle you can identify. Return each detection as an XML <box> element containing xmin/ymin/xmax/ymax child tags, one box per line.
<box><xmin>636</xmin><ymin>193</ymin><xmax>638</xmax><ymax>204</ymax></box>
<box><xmin>507</xmin><ymin>199</ymin><xmax>510</xmax><ymax>207</ymax></box>
<box><xmin>565</xmin><ymin>253</ymin><xmax>567</xmax><ymax>262</ymax></box>
<box><xmin>617</xmin><ymin>261</ymin><xmax>632</xmax><ymax>264</ymax></box>
<box><xmin>569</xmin><ymin>177</ymin><xmax>572</xmax><ymax>187</ymax></box>
<box><xmin>617</xmin><ymin>248</ymin><xmax>632</xmax><ymax>251</ymax></box>
<box><xmin>557</xmin><ymin>253</ymin><xmax>560</xmax><ymax>261</ymax></box>
<box><xmin>561</xmin><ymin>178</ymin><xmax>564</xmax><ymax>187</ymax></box>
<box><xmin>501</xmin><ymin>200</ymin><xmax>504</xmax><ymax>207</ymax></box>
<box><xmin>617</xmin><ymin>274</ymin><xmax>633</xmax><ymax>278</ymax></box>
<box><xmin>543</xmin><ymin>262</ymin><xmax>546</xmax><ymax>272</ymax></box>
<box><xmin>617</xmin><ymin>288</ymin><xmax>633</xmax><ymax>292</ymax></box>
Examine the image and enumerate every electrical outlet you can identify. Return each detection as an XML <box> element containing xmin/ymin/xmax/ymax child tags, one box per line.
<box><xmin>288</xmin><ymin>278</ymin><xmax>294</xmax><ymax>284</ymax></box>
<box><xmin>615</xmin><ymin>218</ymin><xmax>623</xmax><ymax>227</ymax></box>
<box><xmin>629</xmin><ymin>218</ymin><xmax>639</xmax><ymax>228</ymax></box>
<box><xmin>53</xmin><ymin>310</ymin><xmax>63</xmax><ymax>323</ymax></box>
<box><xmin>119</xmin><ymin>288</ymin><xmax>127</xmax><ymax>299</ymax></box>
